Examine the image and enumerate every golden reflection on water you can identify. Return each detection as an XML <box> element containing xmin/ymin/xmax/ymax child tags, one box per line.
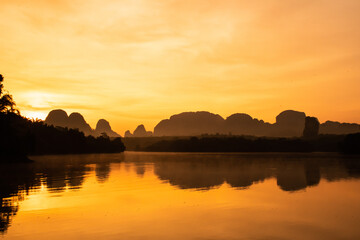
<box><xmin>1</xmin><ymin>152</ymin><xmax>360</xmax><ymax>240</ymax></box>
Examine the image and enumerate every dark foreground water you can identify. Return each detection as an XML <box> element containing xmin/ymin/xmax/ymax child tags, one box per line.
<box><xmin>1</xmin><ymin>152</ymin><xmax>360</xmax><ymax>240</ymax></box>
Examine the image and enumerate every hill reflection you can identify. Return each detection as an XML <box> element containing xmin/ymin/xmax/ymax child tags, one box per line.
<box><xmin>148</xmin><ymin>154</ymin><xmax>360</xmax><ymax>191</ymax></box>
<box><xmin>1</xmin><ymin>152</ymin><xmax>360</xmax><ymax>233</ymax></box>
<box><xmin>147</xmin><ymin>153</ymin><xmax>360</xmax><ymax>191</ymax></box>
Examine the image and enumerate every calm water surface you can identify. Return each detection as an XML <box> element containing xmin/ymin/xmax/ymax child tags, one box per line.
<box><xmin>1</xmin><ymin>152</ymin><xmax>360</xmax><ymax>240</ymax></box>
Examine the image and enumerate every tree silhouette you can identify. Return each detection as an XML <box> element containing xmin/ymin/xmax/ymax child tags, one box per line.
<box><xmin>0</xmin><ymin>74</ymin><xmax>17</xmax><ymax>113</ymax></box>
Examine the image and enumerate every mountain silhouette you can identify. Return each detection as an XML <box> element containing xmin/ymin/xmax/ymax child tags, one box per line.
<box><xmin>125</xmin><ymin>124</ymin><xmax>152</xmax><ymax>137</ymax></box>
<box><xmin>154</xmin><ymin>111</ymin><xmax>224</xmax><ymax>136</ymax></box>
<box><xmin>95</xmin><ymin>119</ymin><xmax>120</xmax><ymax>138</ymax></box>
<box><xmin>153</xmin><ymin>110</ymin><xmax>360</xmax><ymax>137</ymax></box>
<box><xmin>124</xmin><ymin>130</ymin><xmax>133</xmax><ymax>137</ymax></box>
<box><xmin>320</xmin><ymin>121</ymin><xmax>360</xmax><ymax>134</ymax></box>
<box><xmin>303</xmin><ymin>117</ymin><xmax>320</xmax><ymax>138</ymax></box>
<box><xmin>45</xmin><ymin>109</ymin><xmax>360</xmax><ymax>138</ymax></box>
<box><xmin>225</xmin><ymin>113</ymin><xmax>271</xmax><ymax>136</ymax></box>
<box><xmin>44</xmin><ymin>109</ymin><xmax>68</xmax><ymax>127</ymax></box>
<box><xmin>67</xmin><ymin>112</ymin><xmax>93</xmax><ymax>135</ymax></box>
<box><xmin>273</xmin><ymin>110</ymin><xmax>306</xmax><ymax>137</ymax></box>
<box><xmin>45</xmin><ymin>109</ymin><xmax>120</xmax><ymax>137</ymax></box>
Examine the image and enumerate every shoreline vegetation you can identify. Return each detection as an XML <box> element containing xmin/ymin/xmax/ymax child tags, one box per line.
<box><xmin>122</xmin><ymin>134</ymin><xmax>360</xmax><ymax>154</ymax></box>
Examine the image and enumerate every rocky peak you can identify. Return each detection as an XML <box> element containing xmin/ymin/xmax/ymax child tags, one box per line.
<box><xmin>95</xmin><ymin>119</ymin><xmax>120</xmax><ymax>137</ymax></box>
<box><xmin>45</xmin><ymin>109</ymin><xmax>68</xmax><ymax>127</ymax></box>
<box><xmin>133</xmin><ymin>124</ymin><xmax>152</xmax><ymax>137</ymax></box>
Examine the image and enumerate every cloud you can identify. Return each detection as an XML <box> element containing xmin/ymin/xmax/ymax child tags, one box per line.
<box><xmin>1</xmin><ymin>0</ymin><xmax>360</xmax><ymax>133</ymax></box>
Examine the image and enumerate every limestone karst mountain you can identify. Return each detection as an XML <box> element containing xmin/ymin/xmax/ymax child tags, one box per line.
<box><xmin>44</xmin><ymin>109</ymin><xmax>68</xmax><ymax>128</ymax></box>
<box><xmin>124</xmin><ymin>130</ymin><xmax>133</xmax><ymax>137</ymax></box>
<box><xmin>133</xmin><ymin>125</ymin><xmax>147</xmax><ymax>137</ymax></box>
<box><xmin>154</xmin><ymin>111</ymin><xmax>298</xmax><ymax>137</ymax></box>
<box><xmin>320</xmin><ymin>121</ymin><xmax>360</xmax><ymax>135</ymax></box>
<box><xmin>133</xmin><ymin>124</ymin><xmax>152</xmax><ymax>137</ymax></box>
<box><xmin>153</xmin><ymin>110</ymin><xmax>360</xmax><ymax>137</ymax></box>
<box><xmin>154</xmin><ymin>111</ymin><xmax>224</xmax><ymax>136</ymax></box>
<box><xmin>45</xmin><ymin>110</ymin><xmax>120</xmax><ymax>137</ymax></box>
<box><xmin>224</xmin><ymin>113</ymin><xmax>272</xmax><ymax>136</ymax></box>
<box><xmin>125</xmin><ymin>124</ymin><xmax>152</xmax><ymax>137</ymax></box>
<box><xmin>303</xmin><ymin>117</ymin><xmax>320</xmax><ymax>138</ymax></box>
<box><xmin>45</xmin><ymin>109</ymin><xmax>360</xmax><ymax>139</ymax></box>
<box><xmin>67</xmin><ymin>112</ymin><xmax>93</xmax><ymax>136</ymax></box>
<box><xmin>95</xmin><ymin>119</ymin><xmax>121</xmax><ymax>138</ymax></box>
<box><xmin>273</xmin><ymin>110</ymin><xmax>306</xmax><ymax>137</ymax></box>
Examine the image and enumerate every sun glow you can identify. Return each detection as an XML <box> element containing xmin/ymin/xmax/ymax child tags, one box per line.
<box><xmin>22</xmin><ymin>110</ymin><xmax>47</xmax><ymax>121</ymax></box>
<box><xmin>17</xmin><ymin>92</ymin><xmax>67</xmax><ymax>120</ymax></box>
<box><xmin>22</xmin><ymin>92</ymin><xmax>61</xmax><ymax>109</ymax></box>
<box><xmin>1</xmin><ymin>0</ymin><xmax>360</xmax><ymax>133</ymax></box>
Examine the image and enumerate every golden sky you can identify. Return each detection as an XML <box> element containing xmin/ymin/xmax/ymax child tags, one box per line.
<box><xmin>1</xmin><ymin>0</ymin><xmax>359</xmax><ymax>134</ymax></box>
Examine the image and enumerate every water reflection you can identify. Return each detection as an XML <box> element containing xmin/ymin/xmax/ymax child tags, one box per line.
<box><xmin>0</xmin><ymin>163</ymin><xmax>39</xmax><ymax>233</ymax></box>
<box><xmin>0</xmin><ymin>152</ymin><xmax>359</xmax><ymax>235</ymax></box>
<box><xmin>0</xmin><ymin>154</ymin><xmax>123</xmax><ymax>233</ymax></box>
<box><xmin>145</xmin><ymin>153</ymin><xmax>360</xmax><ymax>191</ymax></box>
<box><xmin>95</xmin><ymin>162</ymin><xmax>111</xmax><ymax>183</ymax></box>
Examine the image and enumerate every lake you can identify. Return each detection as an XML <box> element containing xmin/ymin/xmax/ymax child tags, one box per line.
<box><xmin>1</xmin><ymin>152</ymin><xmax>360</xmax><ymax>239</ymax></box>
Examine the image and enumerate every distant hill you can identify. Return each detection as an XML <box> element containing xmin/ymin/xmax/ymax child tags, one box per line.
<box><xmin>45</xmin><ymin>109</ymin><xmax>120</xmax><ymax>137</ymax></box>
<box><xmin>95</xmin><ymin>119</ymin><xmax>121</xmax><ymax>138</ymax></box>
<box><xmin>154</xmin><ymin>111</ymin><xmax>224</xmax><ymax>136</ymax></box>
<box><xmin>152</xmin><ymin>110</ymin><xmax>360</xmax><ymax>137</ymax></box>
<box><xmin>45</xmin><ymin>109</ymin><xmax>360</xmax><ymax>139</ymax></box>
<box><xmin>320</xmin><ymin>121</ymin><xmax>360</xmax><ymax>135</ymax></box>
<box><xmin>125</xmin><ymin>124</ymin><xmax>152</xmax><ymax>137</ymax></box>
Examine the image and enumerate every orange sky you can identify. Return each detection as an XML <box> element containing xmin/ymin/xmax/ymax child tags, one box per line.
<box><xmin>1</xmin><ymin>0</ymin><xmax>359</xmax><ymax>134</ymax></box>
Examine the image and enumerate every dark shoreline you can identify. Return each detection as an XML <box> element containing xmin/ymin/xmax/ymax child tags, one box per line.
<box><xmin>0</xmin><ymin>155</ymin><xmax>33</xmax><ymax>164</ymax></box>
<box><xmin>123</xmin><ymin>133</ymin><xmax>360</xmax><ymax>154</ymax></box>
<box><xmin>1</xmin><ymin>133</ymin><xmax>359</xmax><ymax>164</ymax></box>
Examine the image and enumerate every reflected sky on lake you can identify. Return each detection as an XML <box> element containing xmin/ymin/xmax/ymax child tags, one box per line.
<box><xmin>1</xmin><ymin>152</ymin><xmax>360</xmax><ymax>239</ymax></box>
